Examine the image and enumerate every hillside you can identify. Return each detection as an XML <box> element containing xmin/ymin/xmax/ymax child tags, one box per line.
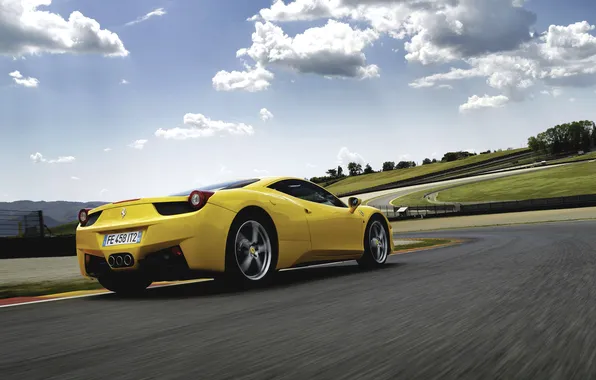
<box><xmin>0</xmin><ymin>200</ymin><xmax>107</xmax><ymax>227</ymax></box>
<box><xmin>326</xmin><ymin>148</ymin><xmax>530</xmax><ymax>196</ymax></box>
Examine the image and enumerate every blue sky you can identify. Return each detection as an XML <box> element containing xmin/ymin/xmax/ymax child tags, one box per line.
<box><xmin>1</xmin><ymin>0</ymin><xmax>595</xmax><ymax>202</ymax></box>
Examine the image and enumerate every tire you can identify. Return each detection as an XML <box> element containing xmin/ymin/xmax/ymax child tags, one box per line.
<box><xmin>98</xmin><ymin>272</ymin><xmax>152</xmax><ymax>297</ymax></box>
<box><xmin>358</xmin><ymin>215</ymin><xmax>390</xmax><ymax>269</ymax></box>
<box><xmin>223</xmin><ymin>210</ymin><xmax>278</xmax><ymax>288</ymax></box>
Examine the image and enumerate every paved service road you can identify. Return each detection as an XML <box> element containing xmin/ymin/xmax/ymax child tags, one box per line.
<box><xmin>340</xmin><ymin>163</ymin><xmax>567</xmax><ymax>208</ymax></box>
<box><xmin>2</xmin><ymin>220</ymin><xmax>596</xmax><ymax>379</ymax></box>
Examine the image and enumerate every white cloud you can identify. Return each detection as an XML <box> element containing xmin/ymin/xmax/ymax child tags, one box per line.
<box><xmin>253</xmin><ymin>169</ymin><xmax>270</xmax><ymax>175</ymax></box>
<box><xmin>306</xmin><ymin>162</ymin><xmax>317</xmax><ymax>168</ymax></box>
<box><xmin>212</xmin><ymin>65</ymin><xmax>274</xmax><ymax>92</ymax></box>
<box><xmin>71</xmin><ymin>176</ymin><xmax>80</xmax><ymax>180</ymax></box>
<box><xmin>569</xmin><ymin>97</ymin><xmax>576</xmax><ymax>102</ymax></box>
<box><xmin>260</xmin><ymin>108</ymin><xmax>274</xmax><ymax>121</ymax></box>
<box><xmin>214</xmin><ymin>19</ymin><xmax>380</xmax><ymax>91</ymax></box>
<box><xmin>9</xmin><ymin>70</ymin><xmax>39</xmax><ymax>87</ymax></box>
<box><xmin>253</xmin><ymin>1</ymin><xmax>596</xmax><ymax>108</ymax></box>
<box><xmin>120</xmin><ymin>79</ymin><xmax>129</xmax><ymax>85</ymax></box>
<box><xmin>155</xmin><ymin>113</ymin><xmax>255</xmax><ymax>140</ymax></box>
<box><xmin>125</xmin><ymin>7</ymin><xmax>167</xmax><ymax>26</ymax></box>
<box><xmin>103</xmin><ymin>148</ymin><xmax>112</xmax><ymax>152</ymax></box>
<box><xmin>337</xmin><ymin>147</ymin><xmax>365</xmax><ymax>165</ymax></box>
<box><xmin>219</xmin><ymin>165</ymin><xmax>233</xmax><ymax>176</ymax></box>
<box><xmin>128</xmin><ymin>139</ymin><xmax>148</xmax><ymax>150</ymax></box>
<box><xmin>30</xmin><ymin>152</ymin><xmax>75</xmax><ymax>164</ymax></box>
<box><xmin>0</xmin><ymin>0</ymin><xmax>128</xmax><ymax>57</ymax></box>
<box><xmin>459</xmin><ymin>94</ymin><xmax>510</xmax><ymax>113</ymax></box>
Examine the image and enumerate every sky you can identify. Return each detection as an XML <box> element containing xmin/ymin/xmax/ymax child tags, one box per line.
<box><xmin>1</xmin><ymin>0</ymin><xmax>596</xmax><ymax>202</ymax></box>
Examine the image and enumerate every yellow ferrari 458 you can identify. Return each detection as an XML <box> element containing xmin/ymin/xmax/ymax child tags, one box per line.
<box><xmin>76</xmin><ymin>176</ymin><xmax>394</xmax><ymax>295</ymax></box>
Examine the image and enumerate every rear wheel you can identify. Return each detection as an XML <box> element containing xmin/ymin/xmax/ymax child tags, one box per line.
<box><xmin>98</xmin><ymin>272</ymin><xmax>152</xmax><ymax>297</ymax></box>
<box><xmin>358</xmin><ymin>215</ymin><xmax>390</xmax><ymax>269</ymax></box>
<box><xmin>223</xmin><ymin>211</ymin><xmax>278</xmax><ymax>287</ymax></box>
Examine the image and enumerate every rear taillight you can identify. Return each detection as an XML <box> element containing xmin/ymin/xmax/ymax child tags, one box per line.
<box><xmin>188</xmin><ymin>190</ymin><xmax>214</xmax><ymax>210</ymax></box>
<box><xmin>78</xmin><ymin>208</ymin><xmax>91</xmax><ymax>226</ymax></box>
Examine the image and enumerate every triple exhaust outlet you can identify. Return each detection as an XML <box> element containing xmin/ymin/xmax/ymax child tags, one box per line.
<box><xmin>108</xmin><ymin>253</ymin><xmax>134</xmax><ymax>268</ymax></box>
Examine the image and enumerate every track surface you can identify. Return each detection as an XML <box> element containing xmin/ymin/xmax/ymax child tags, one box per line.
<box><xmin>2</xmin><ymin>220</ymin><xmax>596</xmax><ymax>379</ymax></box>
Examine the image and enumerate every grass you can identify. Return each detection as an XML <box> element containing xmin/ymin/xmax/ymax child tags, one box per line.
<box><xmin>393</xmin><ymin>238</ymin><xmax>455</xmax><ymax>251</ymax></box>
<box><xmin>437</xmin><ymin>161</ymin><xmax>596</xmax><ymax>203</ymax></box>
<box><xmin>49</xmin><ymin>221</ymin><xmax>77</xmax><ymax>236</ymax></box>
<box><xmin>326</xmin><ymin>148</ymin><xmax>529</xmax><ymax>195</ymax></box>
<box><xmin>390</xmin><ymin>160</ymin><xmax>596</xmax><ymax>206</ymax></box>
<box><xmin>0</xmin><ymin>278</ymin><xmax>104</xmax><ymax>299</ymax></box>
<box><xmin>391</xmin><ymin>189</ymin><xmax>439</xmax><ymax>206</ymax></box>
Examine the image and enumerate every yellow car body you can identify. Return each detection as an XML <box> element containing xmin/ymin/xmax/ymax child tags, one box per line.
<box><xmin>75</xmin><ymin>176</ymin><xmax>394</xmax><ymax>291</ymax></box>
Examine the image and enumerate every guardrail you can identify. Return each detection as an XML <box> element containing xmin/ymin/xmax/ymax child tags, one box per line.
<box><xmin>0</xmin><ymin>209</ymin><xmax>44</xmax><ymax>238</ymax></box>
<box><xmin>378</xmin><ymin>194</ymin><xmax>596</xmax><ymax>221</ymax></box>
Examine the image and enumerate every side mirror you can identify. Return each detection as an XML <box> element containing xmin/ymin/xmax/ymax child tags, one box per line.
<box><xmin>348</xmin><ymin>197</ymin><xmax>362</xmax><ymax>213</ymax></box>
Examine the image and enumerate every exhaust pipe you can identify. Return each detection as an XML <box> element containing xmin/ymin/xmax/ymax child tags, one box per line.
<box><xmin>123</xmin><ymin>254</ymin><xmax>133</xmax><ymax>266</ymax></box>
<box><xmin>108</xmin><ymin>255</ymin><xmax>116</xmax><ymax>267</ymax></box>
<box><xmin>115</xmin><ymin>255</ymin><xmax>124</xmax><ymax>266</ymax></box>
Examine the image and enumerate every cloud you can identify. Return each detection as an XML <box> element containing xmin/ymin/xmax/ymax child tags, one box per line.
<box><xmin>128</xmin><ymin>139</ymin><xmax>148</xmax><ymax>149</ymax></box>
<box><xmin>155</xmin><ymin>113</ymin><xmax>255</xmax><ymax>139</ymax></box>
<box><xmin>214</xmin><ymin>19</ymin><xmax>380</xmax><ymax>91</ymax></box>
<box><xmin>306</xmin><ymin>162</ymin><xmax>317</xmax><ymax>168</ymax></box>
<box><xmin>71</xmin><ymin>176</ymin><xmax>80</xmax><ymax>180</ymax></box>
<box><xmin>0</xmin><ymin>0</ymin><xmax>128</xmax><ymax>57</ymax></box>
<box><xmin>212</xmin><ymin>65</ymin><xmax>274</xmax><ymax>92</ymax></box>
<box><xmin>260</xmin><ymin>108</ymin><xmax>274</xmax><ymax>121</ymax></box>
<box><xmin>120</xmin><ymin>79</ymin><xmax>129</xmax><ymax>85</ymax></box>
<box><xmin>459</xmin><ymin>94</ymin><xmax>510</xmax><ymax>113</ymax></box>
<box><xmin>337</xmin><ymin>147</ymin><xmax>365</xmax><ymax>165</ymax></box>
<box><xmin>253</xmin><ymin>169</ymin><xmax>270</xmax><ymax>175</ymax></box>
<box><xmin>125</xmin><ymin>7</ymin><xmax>167</xmax><ymax>26</ymax></box>
<box><xmin>409</xmin><ymin>21</ymin><xmax>596</xmax><ymax>108</ymax></box>
<box><xmin>9</xmin><ymin>70</ymin><xmax>39</xmax><ymax>87</ymax></box>
<box><xmin>252</xmin><ymin>1</ymin><xmax>596</xmax><ymax>109</ymax></box>
<box><xmin>30</xmin><ymin>152</ymin><xmax>75</xmax><ymax>164</ymax></box>
<box><xmin>103</xmin><ymin>147</ymin><xmax>112</xmax><ymax>152</ymax></box>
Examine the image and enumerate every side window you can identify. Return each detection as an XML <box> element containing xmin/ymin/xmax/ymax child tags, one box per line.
<box><xmin>270</xmin><ymin>180</ymin><xmax>347</xmax><ymax>208</ymax></box>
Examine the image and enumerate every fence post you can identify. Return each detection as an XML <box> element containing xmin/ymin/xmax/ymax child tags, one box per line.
<box><xmin>38</xmin><ymin>210</ymin><xmax>45</xmax><ymax>238</ymax></box>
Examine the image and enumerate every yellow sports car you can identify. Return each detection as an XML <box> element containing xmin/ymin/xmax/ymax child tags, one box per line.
<box><xmin>76</xmin><ymin>176</ymin><xmax>394</xmax><ymax>295</ymax></box>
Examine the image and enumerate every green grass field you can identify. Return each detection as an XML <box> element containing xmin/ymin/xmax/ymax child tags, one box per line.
<box><xmin>326</xmin><ymin>148</ymin><xmax>529</xmax><ymax>195</ymax></box>
<box><xmin>390</xmin><ymin>161</ymin><xmax>596</xmax><ymax>206</ymax></box>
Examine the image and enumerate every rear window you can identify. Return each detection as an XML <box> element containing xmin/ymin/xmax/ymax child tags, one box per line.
<box><xmin>171</xmin><ymin>178</ymin><xmax>260</xmax><ymax>196</ymax></box>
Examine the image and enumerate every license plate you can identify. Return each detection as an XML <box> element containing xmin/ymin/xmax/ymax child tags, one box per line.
<box><xmin>102</xmin><ymin>231</ymin><xmax>143</xmax><ymax>247</ymax></box>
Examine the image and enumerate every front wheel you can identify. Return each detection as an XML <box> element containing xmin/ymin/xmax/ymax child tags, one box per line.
<box><xmin>223</xmin><ymin>211</ymin><xmax>278</xmax><ymax>287</ymax></box>
<box><xmin>357</xmin><ymin>216</ymin><xmax>390</xmax><ymax>269</ymax></box>
<box><xmin>97</xmin><ymin>272</ymin><xmax>152</xmax><ymax>297</ymax></box>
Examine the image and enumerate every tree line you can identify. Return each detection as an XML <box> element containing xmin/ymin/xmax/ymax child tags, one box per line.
<box><xmin>310</xmin><ymin>149</ymin><xmax>496</xmax><ymax>184</ymax></box>
<box><xmin>527</xmin><ymin>120</ymin><xmax>596</xmax><ymax>156</ymax></box>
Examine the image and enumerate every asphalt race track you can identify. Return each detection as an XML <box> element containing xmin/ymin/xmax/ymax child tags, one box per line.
<box><xmin>2</xmin><ymin>220</ymin><xmax>596</xmax><ymax>379</ymax></box>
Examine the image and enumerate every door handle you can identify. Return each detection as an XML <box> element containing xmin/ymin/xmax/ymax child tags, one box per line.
<box><xmin>304</xmin><ymin>208</ymin><xmax>312</xmax><ymax>214</ymax></box>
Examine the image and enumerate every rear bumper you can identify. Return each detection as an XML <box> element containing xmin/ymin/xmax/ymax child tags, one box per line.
<box><xmin>76</xmin><ymin>203</ymin><xmax>237</xmax><ymax>279</ymax></box>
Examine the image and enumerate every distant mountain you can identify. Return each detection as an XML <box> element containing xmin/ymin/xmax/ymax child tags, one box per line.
<box><xmin>0</xmin><ymin>201</ymin><xmax>107</xmax><ymax>228</ymax></box>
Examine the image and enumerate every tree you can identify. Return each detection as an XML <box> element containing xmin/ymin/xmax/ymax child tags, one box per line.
<box><xmin>363</xmin><ymin>163</ymin><xmax>374</xmax><ymax>174</ymax></box>
<box><xmin>347</xmin><ymin>162</ymin><xmax>363</xmax><ymax>176</ymax></box>
<box><xmin>422</xmin><ymin>158</ymin><xmax>432</xmax><ymax>165</ymax></box>
<box><xmin>382</xmin><ymin>161</ymin><xmax>395</xmax><ymax>171</ymax></box>
<box><xmin>326</xmin><ymin>168</ymin><xmax>337</xmax><ymax>177</ymax></box>
<box><xmin>527</xmin><ymin>120</ymin><xmax>595</xmax><ymax>155</ymax></box>
<box><xmin>432</xmin><ymin>158</ymin><xmax>438</xmax><ymax>163</ymax></box>
<box><xmin>396</xmin><ymin>161</ymin><xmax>415</xmax><ymax>169</ymax></box>
<box><xmin>337</xmin><ymin>166</ymin><xmax>344</xmax><ymax>177</ymax></box>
